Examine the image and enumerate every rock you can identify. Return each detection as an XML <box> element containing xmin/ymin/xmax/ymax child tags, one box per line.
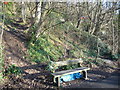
<box><xmin>103</xmin><ymin>59</ymin><xmax>115</xmax><ymax>67</ymax></box>
<box><xmin>8</xmin><ymin>57</ymin><xmax>11</xmax><ymax>59</ymax></box>
<box><xmin>90</xmin><ymin>63</ymin><xmax>98</xmax><ymax>68</ymax></box>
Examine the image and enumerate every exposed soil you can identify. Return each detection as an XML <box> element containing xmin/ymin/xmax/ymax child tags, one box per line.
<box><xmin>0</xmin><ymin>21</ymin><xmax>119</xmax><ymax>89</ymax></box>
<box><xmin>2</xmin><ymin>30</ymin><xmax>57</xmax><ymax>89</ymax></box>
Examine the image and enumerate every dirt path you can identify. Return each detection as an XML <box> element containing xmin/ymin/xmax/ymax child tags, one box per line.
<box><xmin>63</xmin><ymin>70</ymin><xmax>120</xmax><ymax>88</ymax></box>
<box><xmin>3</xmin><ymin>30</ymin><xmax>30</xmax><ymax>67</ymax></box>
<box><xmin>94</xmin><ymin>71</ymin><xmax>119</xmax><ymax>88</ymax></box>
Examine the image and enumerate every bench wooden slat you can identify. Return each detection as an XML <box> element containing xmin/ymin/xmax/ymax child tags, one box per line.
<box><xmin>52</xmin><ymin>67</ymin><xmax>90</xmax><ymax>77</ymax></box>
<box><xmin>55</xmin><ymin>59</ymin><xmax>83</xmax><ymax>67</ymax></box>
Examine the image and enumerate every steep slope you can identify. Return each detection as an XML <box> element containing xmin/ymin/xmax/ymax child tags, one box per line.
<box><xmin>1</xmin><ymin>26</ymin><xmax>56</xmax><ymax>89</ymax></box>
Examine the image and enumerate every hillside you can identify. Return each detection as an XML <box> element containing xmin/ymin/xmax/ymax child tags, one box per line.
<box><xmin>0</xmin><ymin>23</ymin><xmax>118</xmax><ymax>89</ymax></box>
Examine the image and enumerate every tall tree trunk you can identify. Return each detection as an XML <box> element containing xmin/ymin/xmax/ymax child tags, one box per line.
<box><xmin>90</xmin><ymin>2</ymin><xmax>101</xmax><ymax>35</ymax></box>
<box><xmin>0</xmin><ymin>3</ymin><xmax>4</xmax><ymax>81</ymax></box>
<box><xmin>35</xmin><ymin>0</ymin><xmax>42</xmax><ymax>24</ymax></box>
<box><xmin>112</xmin><ymin>15</ymin><xmax>115</xmax><ymax>54</ymax></box>
<box><xmin>35</xmin><ymin>2</ymin><xmax>49</xmax><ymax>38</ymax></box>
<box><xmin>21</xmin><ymin>2</ymin><xmax>26</xmax><ymax>23</ymax></box>
<box><xmin>118</xmin><ymin>10</ymin><xmax>120</xmax><ymax>54</ymax></box>
<box><xmin>76</xmin><ymin>3</ymin><xmax>82</xmax><ymax>29</ymax></box>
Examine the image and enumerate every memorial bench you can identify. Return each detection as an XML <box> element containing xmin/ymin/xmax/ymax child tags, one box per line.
<box><xmin>50</xmin><ymin>59</ymin><xmax>90</xmax><ymax>87</ymax></box>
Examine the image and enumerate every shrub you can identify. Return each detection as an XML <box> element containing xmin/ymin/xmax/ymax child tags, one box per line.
<box><xmin>28</xmin><ymin>35</ymin><xmax>64</xmax><ymax>63</ymax></box>
<box><xmin>3</xmin><ymin>64</ymin><xmax>22</xmax><ymax>76</ymax></box>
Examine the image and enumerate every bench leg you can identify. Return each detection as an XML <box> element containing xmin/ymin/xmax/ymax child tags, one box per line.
<box><xmin>53</xmin><ymin>77</ymin><xmax>56</xmax><ymax>83</ymax></box>
<box><xmin>83</xmin><ymin>70</ymin><xmax>88</xmax><ymax>80</ymax></box>
<box><xmin>57</xmin><ymin>77</ymin><xmax>60</xmax><ymax>87</ymax></box>
<box><xmin>53</xmin><ymin>77</ymin><xmax>61</xmax><ymax>87</ymax></box>
<box><xmin>78</xmin><ymin>63</ymin><xmax>82</xmax><ymax>67</ymax></box>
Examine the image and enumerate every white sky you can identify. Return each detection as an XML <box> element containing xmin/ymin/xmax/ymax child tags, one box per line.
<box><xmin>0</xmin><ymin>0</ymin><xmax>120</xmax><ymax>2</ymax></box>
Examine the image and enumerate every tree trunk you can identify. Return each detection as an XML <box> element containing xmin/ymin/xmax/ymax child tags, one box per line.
<box><xmin>76</xmin><ymin>3</ymin><xmax>83</xmax><ymax>29</ymax></box>
<box><xmin>35</xmin><ymin>2</ymin><xmax>49</xmax><ymax>38</ymax></box>
<box><xmin>35</xmin><ymin>0</ymin><xmax>42</xmax><ymax>24</ymax></box>
<box><xmin>21</xmin><ymin>2</ymin><xmax>26</xmax><ymax>23</ymax></box>
<box><xmin>118</xmin><ymin>8</ymin><xmax>120</xmax><ymax>54</ymax></box>
<box><xmin>0</xmin><ymin>3</ymin><xmax>4</xmax><ymax>81</ymax></box>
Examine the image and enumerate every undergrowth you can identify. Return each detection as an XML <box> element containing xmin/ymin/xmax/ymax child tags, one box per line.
<box><xmin>27</xmin><ymin>29</ymin><xmax>114</xmax><ymax>71</ymax></box>
<box><xmin>3</xmin><ymin>64</ymin><xmax>22</xmax><ymax>76</ymax></box>
<box><xmin>28</xmin><ymin>35</ymin><xmax>64</xmax><ymax>63</ymax></box>
<box><xmin>26</xmin><ymin>10</ymin><xmax>117</xmax><ymax>70</ymax></box>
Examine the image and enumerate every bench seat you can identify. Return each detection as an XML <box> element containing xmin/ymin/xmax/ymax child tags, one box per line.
<box><xmin>51</xmin><ymin>67</ymin><xmax>90</xmax><ymax>86</ymax></box>
<box><xmin>52</xmin><ymin>67</ymin><xmax>90</xmax><ymax>77</ymax></box>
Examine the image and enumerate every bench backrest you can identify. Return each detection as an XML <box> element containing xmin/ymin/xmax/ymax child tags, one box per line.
<box><xmin>50</xmin><ymin>59</ymin><xmax>83</xmax><ymax>73</ymax></box>
<box><xmin>55</xmin><ymin>59</ymin><xmax>83</xmax><ymax>67</ymax></box>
